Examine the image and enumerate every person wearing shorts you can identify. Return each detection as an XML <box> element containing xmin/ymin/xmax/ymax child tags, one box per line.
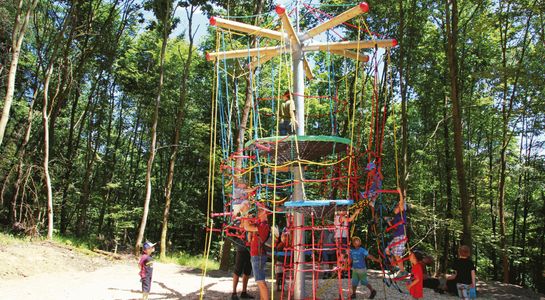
<box><xmin>242</xmin><ymin>204</ymin><xmax>270</xmax><ymax>300</ymax></box>
<box><xmin>232</xmin><ymin>233</ymin><xmax>254</xmax><ymax>300</ymax></box>
<box><xmin>350</xmin><ymin>236</ymin><xmax>378</xmax><ymax>299</ymax></box>
<box><xmin>386</xmin><ymin>189</ymin><xmax>408</xmax><ymax>278</ymax></box>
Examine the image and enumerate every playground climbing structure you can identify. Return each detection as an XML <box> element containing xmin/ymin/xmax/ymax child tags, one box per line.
<box><xmin>201</xmin><ymin>2</ymin><xmax>404</xmax><ymax>300</ymax></box>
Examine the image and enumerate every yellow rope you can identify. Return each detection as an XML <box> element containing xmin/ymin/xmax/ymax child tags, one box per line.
<box><xmin>199</xmin><ymin>29</ymin><xmax>221</xmax><ymax>300</ymax></box>
<box><xmin>389</xmin><ymin>48</ymin><xmax>400</xmax><ymax>190</ymax></box>
<box><xmin>345</xmin><ymin>16</ymin><xmax>363</xmax><ymax>200</ymax></box>
<box><xmin>259</xmin><ymin>155</ymin><xmax>349</xmax><ymax>168</ymax></box>
<box><xmin>268</xmin><ymin>20</ymin><xmax>288</xmax><ymax>299</ymax></box>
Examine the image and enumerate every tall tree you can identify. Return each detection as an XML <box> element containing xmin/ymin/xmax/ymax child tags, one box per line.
<box><xmin>135</xmin><ymin>0</ymin><xmax>175</xmax><ymax>254</ymax></box>
<box><xmin>160</xmin><ymin>2</ymin><xmax>198</xmax><ymax>259</ymax></box>
<box><xmin>497</xmin><ymin>0</ymin><xmax>534</xmax><ymax>283</ymax></box>
<box><xmin>445</xmin><ymin>0</ymin><xmax>472</xmax><ymax>247</ymax></box>
<box><xmin>0</xmin><ymin>0</ymin><xmax>38</xmax><ymax>147</ymax></box>
<box><xmin>218</xmin><ymin>0</ymin><xmax>266</xmax><ymax>272</ymax></box>
<box><xmin>42</xmin><ymin>64</ymin><xmax>54</xmax><ymax>240</ymax></box>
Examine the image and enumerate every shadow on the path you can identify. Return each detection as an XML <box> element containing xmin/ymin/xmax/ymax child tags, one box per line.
<box><xmin>107</xmin><ymin>287</ymin><xmax>179</xmax><ymax>300</ymax></box>
<box><xmin>155</xmin><ymin>281</ymin><xmax>184</xmax><ymax>298</ymax></box>
<box><xmin>181</xmin><ymin>267</ymin><xmax>231</xmax><ymax>278</ymax></box>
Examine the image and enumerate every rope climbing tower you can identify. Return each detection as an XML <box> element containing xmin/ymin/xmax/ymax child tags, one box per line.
<box><xmin>202</xmin><ymin>2</ymin><xmax>399</xmax><ymax>300</ymax></box>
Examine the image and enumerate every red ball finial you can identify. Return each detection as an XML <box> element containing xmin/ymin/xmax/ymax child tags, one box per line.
<box><xmin>359</xmin><ymin>2</ymin><xmax>369</xmax><ymax>13</ymax></box>
<box><xmin>275</xmin><ymin>5</ymin><xmax>286</xmax><ymax>15</ymax></box>
<box><xmin>392</xmin><ymin>39</ymin><xmax>398</xmax><ymax>47</ymax></box>
<box><xmin>209</xmin><ymin>16</ymin><xmax>216</xmax><ymax>26</ymax></box>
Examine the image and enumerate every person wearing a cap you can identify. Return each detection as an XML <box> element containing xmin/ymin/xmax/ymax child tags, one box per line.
<box><xmin>278</xmin><ymin>90</ymin><xmax>297</xmax><ymax>135</ymax></box>
<box><xmin>242</xmin><ymin>203</ymin><xmax>270</xmax><ymax>300</ymax></box>
<box><xmin>139</xmin><ymin>242</ymin><xmax>155</xmax><ymax>300</ymax></box>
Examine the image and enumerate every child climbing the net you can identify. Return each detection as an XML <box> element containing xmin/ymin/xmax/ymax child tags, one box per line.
<box><xmin>385</xmin><ymin>188</ymin><xmax>408</xmax><ymax>278</ymax></box>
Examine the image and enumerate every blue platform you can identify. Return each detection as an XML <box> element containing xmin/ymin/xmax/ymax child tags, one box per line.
<box><xmin>284</xmin><ymin>199</ymin><xmax>354</xmax><ymax>207</ymax></box>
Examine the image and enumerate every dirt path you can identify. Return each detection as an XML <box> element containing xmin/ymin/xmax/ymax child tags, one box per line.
<box><xmin>4</xmin><ymin>261</ymin><xmax>544</xmax><ymax>300</ymax></box>
<box><xmin>1</xmin><ymin>240</ymin><xmax>544</xmax><ymax>299</ymax></box>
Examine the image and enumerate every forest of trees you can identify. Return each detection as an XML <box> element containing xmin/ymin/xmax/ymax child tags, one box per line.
<box><xmin>0</xmin><ymin>0</ymin><xmax>543</xmax><ymax>294</ymax></box>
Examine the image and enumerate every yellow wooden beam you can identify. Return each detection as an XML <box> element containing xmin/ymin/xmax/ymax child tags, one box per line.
<box><xmin>304</xmin><ymin>39</ymin><xmax>397</xmax><ymax>51</ymax></box>
<box><xmin>303</xmin><ymin>58</ymin><xmax>314</xmax><ymax>80</ymax></box>
<box><xmin>275</xmin><ymin>5</ymin><xmax>314</xmax><ymax>80</ymax></box>
<box><xmin>330</xmin><ymin>50</ymin><xmax>369</xmax><ymax>63</ymax></box>
<box><xmin>210</xmin><ymin>16</ymin><xmax>286</xmax><ymax>41</ymax></box>
<box><xmin>248</xmin><ymin>54</ymin><xmax>275</xmax><ymax>70</ymax></box>
<box><xmin>206</xmin><ymin>45</ymin><xmax>289</xmax><ymax>61</ymax></box>
<box><xmin>276</xmin><ymin>5</ymin><xmax>301</xmax><ymax>48</ymax></box>
<box><xmin>301</xmin><ymin>2</ymin><xmax>369</xmax><ymax>41</ymax></box>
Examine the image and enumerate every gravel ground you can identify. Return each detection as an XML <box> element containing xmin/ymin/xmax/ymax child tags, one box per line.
<box><xmin>1</xmin><ymin>240</ymin><xmax>544</xmax><ymax>300</ymax></box>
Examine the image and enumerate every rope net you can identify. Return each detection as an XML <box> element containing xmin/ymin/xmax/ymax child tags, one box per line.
<box><xmin>201</xmin><ymin>3</ymin><xmax>407</xmax><ymax>300</ymax></box>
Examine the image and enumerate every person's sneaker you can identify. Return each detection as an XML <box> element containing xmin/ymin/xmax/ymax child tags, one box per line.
<box><xmin>369</xmin><ymin>289</ymin><xmax>377</xmax><ymax>299</ymax></box>
<box><xmin>240</xmin><ymin>292</ymin><xmax>254</xmax><ymax>299</ymax></box>
<box><xmin>231</xmin><ymin>293</ymin><xmax>240</xmax><ymax>300</ymax></box>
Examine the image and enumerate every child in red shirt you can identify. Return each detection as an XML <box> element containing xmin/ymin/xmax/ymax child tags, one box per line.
<box><xmin>407</xmin><ymin>251</ymin><xmax>424</xmax><ymax>299</ymax></box>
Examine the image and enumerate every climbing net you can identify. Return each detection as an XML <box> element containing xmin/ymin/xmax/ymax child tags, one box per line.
<box><xmin>201</xmin><ymin>2</ymin><xmax>410</xmax><ymax>300</ymax></box>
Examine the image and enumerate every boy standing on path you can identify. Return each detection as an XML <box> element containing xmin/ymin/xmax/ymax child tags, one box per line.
<box><xmin>139</xmin><ymin>242</ymin><xmax>155</xmax><ymax>300</ymax></box>
<box><xmin>349</xmin><ymin>236</ymin><xmax>379</xmax><ymax>299</ymax></box>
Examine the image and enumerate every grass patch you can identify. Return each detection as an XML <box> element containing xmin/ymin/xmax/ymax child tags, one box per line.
<box><xmin>0</xmin><ymin>232</ymin><xmax>24</xmax><ymax>245</ymax></box>
<box><xmin>51</xmin><ymin>235</ymin><xmax>99</xmax><ymax>256</ymax></box>
<box><xmin>161</xmin><ymin>252</ymin><xmax>220</xmax><ymax>271</ymax></box>
<box><xmin>0</xmin><ymin>232</ymin><xmax>95</xmax><ymax>255</ymax></box>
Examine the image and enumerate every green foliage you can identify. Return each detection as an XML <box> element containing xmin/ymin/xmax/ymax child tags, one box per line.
<box><xmin>0</xmin><ymin>0</ymin><xmax>544</xmax><ymax>293</ymax></box>
<box><xmin>160</xmin><ymin>251</ymin><xmax>219</xmax><ymax>270</ymax></box>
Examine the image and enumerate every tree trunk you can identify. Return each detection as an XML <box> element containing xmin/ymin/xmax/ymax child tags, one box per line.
<box><xmin>487</xmin><ymin>119</ymin><xmax>498</xmax><ymax>280</ymax></box>
<box><xmin>441</xmin><ymin>95</ymin><xmax>454</xmax><ymax>273</ymax></box>
<box><xmin>135</xmin><ymin>2</ymin><xmax>171</xmax><ymax>255</ymax></box>
<box><xmin>497</xmin><ymin>1</ymin><xmax>533</xmax><ymax>283</ymax></box>
<box><xmin>445</xmin><ymin>0</ymin><xmax>472</xmax><ymax>247</ymax></box>
<box><xmin>218</xmin><ymin>0</ymin><xmax>265</xmax><ymax>271</ymax></box>
<box><xmin>10</xmin><ymin>76</ymin><xmax>39</xmax><ymax>225</ymax></box>
<box><xmin>510</xmin><ymin>114</ymin><xmax>525</xmax><ymax>282</ymax></box>
<box><xmin>43</xmin><ymin>65</ymin><xmax>54</xmax><ymax>240</ymax></box>
<box><xmin>160</xmin><ymin>6</ymin><xmax>196</xmax><ymax>259</ymax></box>
<box><xmin>519</xmin><ymin>124</ymin><xmax>534</xmax><ymax>286</ymax></box>
<box><xmin>75</xmin><ymin>104</ymin><xmax>101</xmax><ymax>237</ymax></box>
<box><xmin>98</xmin><ymin>93</ymin><xmax>124</xmax><ymax>234</ymax></box>
<box><xmin>0</xmin><ymin>0</ymin><xmax>38</xmax><ymax>147</ymax></box>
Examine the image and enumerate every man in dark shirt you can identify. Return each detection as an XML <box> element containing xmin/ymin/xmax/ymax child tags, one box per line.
<box><xmin>231</xmin><ymin>228</ymin><xmax>254</xmax><ymax>300</ymax></box>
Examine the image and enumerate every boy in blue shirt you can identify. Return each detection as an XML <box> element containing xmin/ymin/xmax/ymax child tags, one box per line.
<box><xmin>350</xmin><ymin>236</ymin><xmax>379</xmax><ymax>299</ymax></box>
